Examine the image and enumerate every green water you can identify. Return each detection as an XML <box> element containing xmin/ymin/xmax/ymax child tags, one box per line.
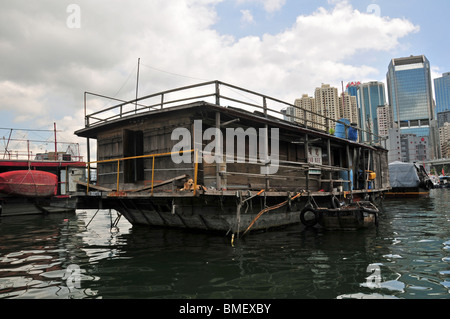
<box><xmin>0</xmin><ymin>189</ymin><xmax>449</xmax><ymax>299</ymax></box>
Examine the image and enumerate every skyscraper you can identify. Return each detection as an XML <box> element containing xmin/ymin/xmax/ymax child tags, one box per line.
<box><xmin>386</xmin><ymin>55</ymin><xmax>437</xmax><ymax>159</ymax></box>
<box><xmin>434</xmin><ymin>72</ymin><xmax>450</xmax><ymax>120</ymax></box>
<box><xmin>294</xmin><ymin>94</ymin><xmax>317</xmax><ymax>128</ymax></box>
<box><xmin>339</xmin><ymin>92</ymin><xmax>359</xmax><ymax>126</ymax></box>
<box><xmin>346</xmin><ymin>81</ymin><xmax>361</xmax><ymax>97</ymax></box>
<box><xmin>377</xmin><ymin>104</ymin><xmax>392</xmax><ymax>138</ymax></box>
<box><xmin>315</xmin><ymin>84</ymin><xmax>339</xmax><ymax>131</ymax></box>
<box><xmin>357</xmin><ymin>81</ymin><xmax>386</xmax><ymax>142</ymax></box>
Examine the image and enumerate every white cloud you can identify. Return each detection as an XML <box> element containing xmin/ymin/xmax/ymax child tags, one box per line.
<box><xmin>240</xmin><ymin>9</ymin><xmax>255</xmax><ymax>25</ymax></box>
<box><xmin>236</xmin><ymin>0</ymin><xmax>286</xmax><ymax>13</ymax></box>
<box><xmin>262</xmin><ymin>0</ymin><xmax>286</xmax><ymax>13</ymax></box>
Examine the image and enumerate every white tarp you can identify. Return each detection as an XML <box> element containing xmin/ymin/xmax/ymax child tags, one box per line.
<box><xmin>388</xmin><ymin>161</ymin><xmax>420</xmax><ymax>188</ymax></box>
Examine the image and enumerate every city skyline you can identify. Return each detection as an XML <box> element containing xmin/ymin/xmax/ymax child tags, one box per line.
<box><xmin>289</xmin><ymin>53</ymin><xmax>447</xmax><ymax>161</ymax></box>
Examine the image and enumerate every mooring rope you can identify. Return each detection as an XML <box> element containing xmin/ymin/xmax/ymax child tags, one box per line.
<box><xmin>242</xmin><ymin>191</ymin><xmax>303</xmax><ymax>237</ymax></box>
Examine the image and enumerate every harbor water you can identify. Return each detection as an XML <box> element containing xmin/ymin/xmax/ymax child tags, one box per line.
<box><xmin>0</xmin><ymin>189</ymin><xmax>449</xmax><ymax>299</ymax></box>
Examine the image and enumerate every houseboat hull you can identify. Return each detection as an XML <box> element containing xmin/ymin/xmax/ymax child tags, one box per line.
<box><xmin>0</xmin><ymin>196</ymin><xmax>78</xmax><ymax>217</ymax></box>
<box><xmin>78</xmin><ymin>190</ymin><xmax>383</xmax><ymax>234</ymax></box>
<box><xmin>384</xmin><ymin>187</ymin><xmax>430</xmax><ymax>198</ymax></box>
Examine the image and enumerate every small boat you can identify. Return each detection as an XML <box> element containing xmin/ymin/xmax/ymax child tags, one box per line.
<box><xmin>385</xmin><ymin>161</ymin><xmax>433</xmax><ymax>198</ymax></box>
<box><xmin>438</xmin><ymin>176</ymin><xmax>450</xmax><ymax>188</ymax></box>
<box><xmin>0</xmin><ymin>123</ymin><xmax>86</xmax><ymax>217</ymax></box>
<box><xmin>299</xmin><ymin>200</ymin><xmax>379</xmax><ymax>230</ymax></box>
<box><xmin>0</xmin><ymin>170</ymin><xmax>58</xmax><ymax>197</ymax></box>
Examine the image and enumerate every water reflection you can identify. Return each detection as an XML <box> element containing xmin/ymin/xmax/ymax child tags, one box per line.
<box><xmin>0</xmin><ymin>189</ymin><xmax>449</xmax><ymax>299</ymax></box>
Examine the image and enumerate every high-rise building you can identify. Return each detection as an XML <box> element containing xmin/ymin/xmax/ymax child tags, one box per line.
<box><xmin>377</xmin><ymin>104</ymin><xmax>392</xmax><ymax>137</ymax></box>
<box><xmin>339</xmin><ymin>92</ymin><xmax>359</xmax><ymax>126</ymax></box>
<box><xmin>439</xmin><ymin>122</ymin><xmax>450</xmax><ymax>158</ymax></box>
<box><xmin>437</xmin><ymin>110</ymin><xmax>450</xmax><ymax>128</ymax></box>
<box><xmin>388</xmin><ymin>128</ymin><xmax>429</xmax><ymax>163</ymax></box>
<box><xmin>293</xmin><ymin>94</ymin><xmax>317</xmax><ymax>128</ymax></box>
<box><xmin>387</xmin><ymin>128</ymin><xmax>401</xmax><ymax>163</ymax></box>
<box><xmin>357</xmin><ymin>81</ymin><xmax>386</xmax><ymax>142</ymax></box>
<box><xmin>315</xmin><ymin>84</ymin><xmax>339</xmax><ymax>131</ymax></box>
<box><xmin>386</xmin><ymin>55</ymin><xmax>437</xmax><ymax>159</ymax></box>
<box><xmin>346</xmin><ymin>82</ymin><xmax>361</xmax><ymax>97</ymax></box>
<box><xmin>434</xmin><ymin>72</ymin><xmax>450</xmax><ymax>117</ymax></box>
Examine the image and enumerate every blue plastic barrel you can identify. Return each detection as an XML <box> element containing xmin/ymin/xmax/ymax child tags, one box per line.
<box><xmin>335</xmin><ymin>119</ymin><xmax>350</xmax><ymax>139</ymax></box>
<box><xmin>348</xmin><ymin>124</ymin><xmax>358</xmax><ymax>142</ymax></box>
<box><xmin>340</xmin><ymin>170</ymin><xmax>354</xmax><ymax>191</ymax></box>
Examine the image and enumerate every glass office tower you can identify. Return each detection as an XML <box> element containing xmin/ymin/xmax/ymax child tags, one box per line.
<box><xmin>357</xmin><ymin>81</ymin><xmax>386</xmax><ymax>142</ymax></box>
<box><xmin>434</xmin><ymin>72</ymin><xmax>450</xmax><ymax>116</ymax></box>
<box><xmin>386</xmin><ymin>55</ymin><xmax>437</xmax><ymax>158</ymax></box>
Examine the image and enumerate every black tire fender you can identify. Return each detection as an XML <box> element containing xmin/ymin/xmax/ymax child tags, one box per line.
<box><xmin>300</xmin><ymin>206</ymin><xmax>318</xmax><ymax>227</ymax></box>
<box><xmin>331</xmin><ymin>196</ymin><xmax>341</xmax><ymax>209</ymax></box>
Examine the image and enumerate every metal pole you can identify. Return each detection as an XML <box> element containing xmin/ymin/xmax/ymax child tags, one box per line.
<box><xmin>216</xmin><ymin>112</ymin><xmax>221</xmax><ymax>190</ymax></box>
<box><xmin>135</xmin><ymin>58</ymin><xmax>140</xmax><ymax>112</ymax></box>
<box><xmin>3</xmin><ymin>129</ymin><xmax>12</xmax><ymax>159</ymax></box>
<box><xmin>151</xmin><ymin>156</ymin><xmax>155</xmax><ymax>196</ymax></box>
<box><xmin>117</xmin><ymin>160</ymin><xmax>120</xmax><ymax>192</ymax></box>
<box><xmin>305</xmin><ymin>134</ymin><xmax>309</xmax><ymax>191</ymax></box>
<box><xmin>54</xmin><ymin>122</ymin><xmax>58</xmax><ymax>160</ymax></box>
<box><xmin>328</xmin><ymin>138</ymin><xmax>333</xmax><ymax>190</ymax></box>
<box><xmin>84</xmin><ymin>92</ymin><xmax>87</xmax><ymax>126</ymax></box>
<box><xmin>215</xmin><ymin>81</ymin><xmax>220</xmax><ymax>106</ymax></box>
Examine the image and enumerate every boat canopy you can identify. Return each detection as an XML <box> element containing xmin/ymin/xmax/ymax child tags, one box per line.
<box><xmin>388</xmin><ymin>161</ymin><xmax>420</xmax><ymax>188</ymax></box>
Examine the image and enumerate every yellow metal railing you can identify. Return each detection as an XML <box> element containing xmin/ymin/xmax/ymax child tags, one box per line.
<box><xmin>86</xmin><ymin>149</ymin><xmax>198</xmax><ymax>195</ymax></box>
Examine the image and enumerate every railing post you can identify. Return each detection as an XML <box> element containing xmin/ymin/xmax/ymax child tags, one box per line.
<box><xmin>151</xmin><ymin>156</ymin><xmax>155</xmax><ymax>196</ymax></box>
<box><xmin>161</xmin><ymin>93</ymin><xmax>164</xmax><ymax>109</ymax></box>
<box><xmin>303</xmin><ymin>109</ymin><xmax>308</xmax><ymax>128</ymax></box>
<box><xmin>263</xmin><ymin>97</ymin><xmax>267</xmax><ymax>118</ymax></box>
<box><xmin>193</xmin><ymin>149</ymin><xmax>199</xmax><ymax>196</ymax></box>
<box><xmin>215</xmin><ymin>81</ymin><xmax>220</xmax><ymax>106</ymax></box>
<box><xmin>116</xmin><ymin>160</ymin><xmax>120</xmax><ymax>192</ymax></box>
<box><xmin>87</xmin><ymin>162</ymin><xmax>90</xmax><ymax>194</ymax></box>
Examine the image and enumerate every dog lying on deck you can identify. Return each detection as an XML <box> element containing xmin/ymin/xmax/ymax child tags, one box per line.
<box><xmin>180</xmin><ymin>178</ymin><xmax>207</xmax><ymax>191</ymax></box>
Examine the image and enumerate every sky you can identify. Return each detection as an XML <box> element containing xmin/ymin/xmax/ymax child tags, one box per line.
<box><xmin>0</xmin><ymin>0</ymin><xmax>449</xmax><ymax>159</ymax></box>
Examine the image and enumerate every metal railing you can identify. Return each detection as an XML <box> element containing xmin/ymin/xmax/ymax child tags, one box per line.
<box><xmin>83</xmin><ymin>80</ymin><xmax>387</xmax><ymax>147</ymax></box>
<box><xmin>86</xmin><ymin>149</ymin><xmax>199</xmax><ymax>195</ymax></box>
<box><xmin>85</xmin><ymin>148</ymin><xmax>375</xmax><ymax>197</ymax></box>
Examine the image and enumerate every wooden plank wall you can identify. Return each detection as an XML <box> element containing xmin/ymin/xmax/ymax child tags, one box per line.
<box><xmin>93</xmin><ymin>107</ymin><xmax>387</xmax><ymax>193</ymax></box>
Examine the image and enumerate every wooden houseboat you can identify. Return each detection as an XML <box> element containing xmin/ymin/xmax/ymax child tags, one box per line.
<box><xmin>74</xmin><ymin>81</ymin><xmax>390</xmax><ymax>237</ymax></box>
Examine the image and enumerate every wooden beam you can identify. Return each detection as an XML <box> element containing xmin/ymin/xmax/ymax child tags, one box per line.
<box><xmin>76</xmin><ymin>181</ymin><xmax>113</xmax><ymax>192</ymax></box>
<box><xmin>129</xmin><ymin>174</ymin><xmax>188</xmax><ymax>193</ymax></box>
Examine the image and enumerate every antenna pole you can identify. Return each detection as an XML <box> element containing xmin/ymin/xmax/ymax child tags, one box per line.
<box><xmin>135</xmin><ymin>58</ymin><xmax>140</xmax><ymax>112</ymax></box>
<box><xmin>54</xmin><ymin>122</ymin><xmax>58</xmax><ymax>160</ymax></box>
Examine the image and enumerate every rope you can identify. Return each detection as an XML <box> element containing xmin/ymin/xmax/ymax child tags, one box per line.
<box><xmin>4</xmin><ymin>169</ymin><xmax>34</xmax><ymax>196</ymax></box>
<box><xmin>242</xmin><ymin>191</ymin><xmax>303</xmax><ymax>236</ymax></box>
